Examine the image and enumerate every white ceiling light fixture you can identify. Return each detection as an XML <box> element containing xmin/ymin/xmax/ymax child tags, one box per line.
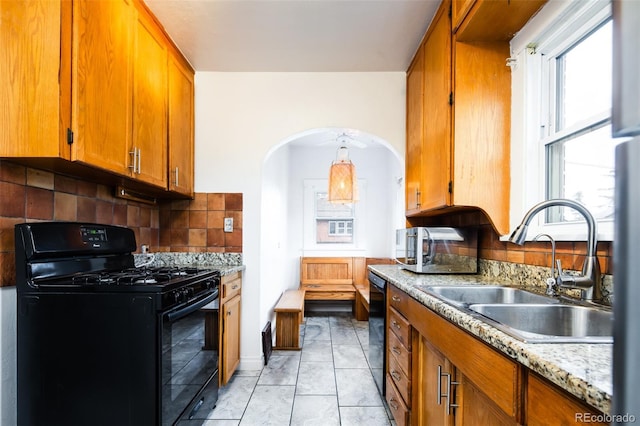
<box><xmin>328</xmin><ymin>136</ymin><xmax>359</xmax><ymax>204</ymax></box>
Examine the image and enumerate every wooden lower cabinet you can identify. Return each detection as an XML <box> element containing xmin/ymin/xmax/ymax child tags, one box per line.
<box><xmin>219</xmin><ymin>272</ymin><xmax>242</xmax><ymax>385</ymax></box>
<box><xmin>388</xmin><ymin>284</ymin><xmax>607</xmax><ymax>425</ymax></box>
<box><xmin>527</xmin><ymin>373</ymin><xmax>607</xmax><ymax>426</ymax></box>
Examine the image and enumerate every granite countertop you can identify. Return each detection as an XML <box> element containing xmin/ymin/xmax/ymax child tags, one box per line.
<box><xmin>368</xmin><ymin>264</ymin><xmax>612</xmax><ymax>415</ymax></box>
<box><xmin>134</xmin><ymin>252</ymin><xmax>244</xmax><ymax>277</ymax></box>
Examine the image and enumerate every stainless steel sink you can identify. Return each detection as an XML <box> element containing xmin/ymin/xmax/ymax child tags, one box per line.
<box><xmin>469</xmin><ymin>303</ymin><xmax>613</xmax><ymax>343</ymax></box>
<box><xmin>425</xmin><ymin>285</ymin><xmax>558</xmax><ymax>308</ymax></box>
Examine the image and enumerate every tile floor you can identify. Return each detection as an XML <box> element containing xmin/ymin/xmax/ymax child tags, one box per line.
<box><xmin>183</xmin><ymin>313</ymin><xmax>394</xmax><ymax>425</ymax></box>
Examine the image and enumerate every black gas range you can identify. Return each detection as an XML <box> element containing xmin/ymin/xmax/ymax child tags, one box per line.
<box><xmin>15</xmin><ymin>222</ymin><xmax>220</xmax><ymax>426</ymax></box>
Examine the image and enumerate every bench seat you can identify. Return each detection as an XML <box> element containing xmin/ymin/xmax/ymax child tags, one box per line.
<box><xmin>274</xmin><ymin>289</ymin><xmax>305</xmax><ymax>350</ymax></box>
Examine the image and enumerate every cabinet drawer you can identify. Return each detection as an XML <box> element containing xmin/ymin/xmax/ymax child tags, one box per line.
<box><xmin>388</xmin><ymin>353</ymin><xmax>411</xmax><ymax>406</ymax></box>
<box><xmin>389</xmin><ymin>307</ymin><xmax>412</xmax><ymax>350</ymax></box>
<box><xmin>222</xmin><ymin>272</ymin><xmax>242</xmax><ymax>301</ymax></box>
<box><xmin>388</xmin><ymin>330</ymin><xmax>411</xmax><ymax>377</ymax></box>
<box><xmin>386</xmin><ymin>374</ymin><xmax>410</xmax><ymax>426</ymax></box>
<box><xmin>390</xmin><ymin>285</ymin><xmax>412</xmax><ymax>314</ymax></box>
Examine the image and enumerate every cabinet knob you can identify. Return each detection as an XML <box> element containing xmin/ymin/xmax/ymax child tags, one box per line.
<box><xmin>392</xmin><ymin>295</ymin><xmax>401</xmax><ymax>302</ymax></box>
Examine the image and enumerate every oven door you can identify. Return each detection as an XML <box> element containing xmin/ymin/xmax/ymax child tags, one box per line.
<box><xmin>161</xmin><ymin>291</ymin><xmax>219</xmax><ymax>425</ymax></box>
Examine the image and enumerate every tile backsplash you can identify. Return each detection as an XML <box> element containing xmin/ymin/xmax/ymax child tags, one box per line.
<box><xmin>0</xmin><ymin>160</ymin><xmax>243</xmax><ymax>287</ymax></box>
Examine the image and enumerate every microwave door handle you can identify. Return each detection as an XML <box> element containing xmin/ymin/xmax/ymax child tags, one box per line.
<box><xmin>407</xmin><ymin>233</ymin><xmax>416</xmax><ymax>264</ymax></box>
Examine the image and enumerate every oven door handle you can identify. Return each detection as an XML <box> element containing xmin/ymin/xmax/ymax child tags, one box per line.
<box><xmin>166</xmin><ymin>290</ymin><xmax>219</xmax><ymax>322</ymax></box>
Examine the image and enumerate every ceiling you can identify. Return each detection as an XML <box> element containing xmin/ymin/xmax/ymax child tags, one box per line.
<box><xmin>144</xmin><ymin>0</ymin><xmax>440</xmax><ymax>72</ymax></box>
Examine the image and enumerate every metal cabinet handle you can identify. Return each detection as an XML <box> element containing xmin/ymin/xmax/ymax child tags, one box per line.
<box><xmin>392</xmin><ymin>295</ymin><xmax>401</xmax><ymax>302</ymax></box>
<box><xmin>438</xmin><ymin>365</ymin><xmax>459</xmax><ymax>414</ymax></box>
<box><xmin>437</xmin><ymin>365</ymin><xmax>444</xmax><ymax>405</ymax></box>
<box><xmin>391</xmin><ymin>320</ymin><xmax>401</xmax><ymax>330</ymax></box>
<box><xmin>391</xmin><ymin>346</ymin><xmax>401</xmax><ymax>356</ymax></box>
<box><xmin>137</xmin><ymin>148</ymin><xmax>141</xmax><ymax>174</ymax></box>
<box><xmin>232</xmin><ymin>284</ymin><xmax>238</xmax><ymax>290</ymax></box>
<box><xmin>416</xmin><ymin>188</ymin><xmax>421</xmax><ymax>208</ymax></box>
<box><xmin>129</xmin><ymin>148</ymin><xmax>138</xmax><ymax>172</ymax></box>
<box><xmin>173</xmin><ymin>167</ymin><xmax>179</xmax><ymax>186</ymax></box>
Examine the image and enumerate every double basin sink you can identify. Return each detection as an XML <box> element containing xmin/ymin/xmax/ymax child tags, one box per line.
<box><xmin>423</xmin><ymin>285</ymin><xmax>612</xmax><ymax>343</ymax></box>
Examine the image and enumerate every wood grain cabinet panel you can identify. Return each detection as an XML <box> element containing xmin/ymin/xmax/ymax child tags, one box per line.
<box><xmin>219</xmin><ymin>272</ymin><xmax>242</xmax><ymax>386</ymax></box>
<box><xmin>72</xmin><ymin>0</ymin><xmax>133</xmax><ymax>176</ymax></box>
<box><xmin>1</xmin><ymin>0</ymin><xmax>195</xmax><ymax>197</ymax></box>
<box><xmin>527</xmin><ymin>373</ymin><xmax>607</xmax><ymax>426</ymax></box>
<box><xmin>405</xmin><ymin>0</ymin><xmax>545</xmax><ymax>234</ymax></box>
<box><xmin>131</xmin><ymin>5</ymin><xmax>168</xmax><ymax>188</ymax></box>
<box><xmin>167</xmin><ymin>51</ymin><xmax>195</xmax><ymax>197</ymax></box>
<box><xmin>0</xmin><ymin>0</ymin><xmax>70</xmax><ymax>158</ymax></box>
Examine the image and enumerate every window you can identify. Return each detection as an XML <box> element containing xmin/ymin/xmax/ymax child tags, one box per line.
<box><xmin>509</xmin><ymin>0</ymin><xmax>627</xmax><ymax>240</ymax></box>
<box><xmin>303</xmin><ymin>179</ymin><xmax>366</xmax><ymax>252</ymax></box>
<box><xmin>315</xmin><ymin>192</ymin><xmax>354</xmax><ymax>244</ymax></box>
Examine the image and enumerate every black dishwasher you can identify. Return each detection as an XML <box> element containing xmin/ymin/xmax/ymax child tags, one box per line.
<box><xmin>368</xmin><ymin>271</ymin><xmax>387</xmax><ymax>396</ymax></box>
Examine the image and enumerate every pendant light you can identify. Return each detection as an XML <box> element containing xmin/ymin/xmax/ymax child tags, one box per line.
<box><xmin>328</xmin><ymin>144</ymin><xmax>358</xmax><ymax>203</ymax></box>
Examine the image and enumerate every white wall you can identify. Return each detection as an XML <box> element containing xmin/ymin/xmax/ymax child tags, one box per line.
<box><xmin>194</xmin><ymin>72</ymin><xmax>406</xmax><ymax>369</ymax></box>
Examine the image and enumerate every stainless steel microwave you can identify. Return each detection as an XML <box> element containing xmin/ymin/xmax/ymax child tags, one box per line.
<box><xmin>395</xmin><ymin>227</ymin><xmax>478</xmax><ymax>274</ymax></box>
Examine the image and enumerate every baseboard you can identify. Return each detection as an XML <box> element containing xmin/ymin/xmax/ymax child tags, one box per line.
<box><xmin>238</xmin><ymin>356</ymin><xmax>264</xmax><ymax>371</ymax></box>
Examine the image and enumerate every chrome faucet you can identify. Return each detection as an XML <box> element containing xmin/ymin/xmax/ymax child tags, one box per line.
<box><xmin>508</xmin><ymin>199</ymin><xmax>601</xmax><ymax>301</ymax></box>
<box><xmin>533</xmin><ymin>233</ymin><xmax>558</xmax><ymax>297</ymax></box>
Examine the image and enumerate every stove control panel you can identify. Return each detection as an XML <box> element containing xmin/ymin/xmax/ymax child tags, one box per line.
<box><xmin>81</xmin><ymin>226</ymin><xmax>108</xmax><ymax>243</ymax></box>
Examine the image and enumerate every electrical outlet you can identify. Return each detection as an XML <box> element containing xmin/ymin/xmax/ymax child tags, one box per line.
<box><xmin>224</xmin><ymin>217</ymin><xmax>233</xmax><ymax>233</ymax></box>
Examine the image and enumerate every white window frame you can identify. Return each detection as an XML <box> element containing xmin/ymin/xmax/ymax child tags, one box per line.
<box><xmin>302</xmin><ymin>179</ymin><xmax>366</xmax><ymax>253</ymax></box>
<box><xmin>328</xmin><ymin>220</ymin><xmax>353</xmax><ymax>236</ymax></box>
<box><xmin>508</xmin><ymin>0</ymin><xmax>615</xmax><ymax>242</ymax></box>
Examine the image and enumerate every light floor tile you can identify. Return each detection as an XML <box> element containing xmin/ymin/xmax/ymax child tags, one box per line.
<box><xmin>239</xmin><ymin>385</ymin><xmax>295</xmax><ymax>425</ymax></box>
<box><xmin>339</xmin><ymin>406</ymin><xmax>392</xmax><ymax>426</ymax></box>
<box><xmin>258</xmin><ymin>355</ymin><xmax>300</xmax><ymax>386</ymax></box>
<box><xmin>332</xmin><ymin>345</ymin><xmax>369</xmax><ymax>369</ymax></box>
<box><xmin>290</xmin><ymin>395</ymin><xmax>340</xmax><ymax>426</ymax></box>
<box><xmin>335</xmin><ymin>368</ymin><xmax>383</xmax><ymax>407</ymax></box>
<box><xmin>300</xmin><ymin>340</ymin><xmax>333</xmax><ymax>363</ymax></box>
<box><xmin>296</xmin><ymin>361</ymin><xmax>336</xmax><ymax>395</ymax></box>
<box><xmin>208</xmin><ymin>376</ymin><xmax>259</xmax><ymax>420</ymax></box>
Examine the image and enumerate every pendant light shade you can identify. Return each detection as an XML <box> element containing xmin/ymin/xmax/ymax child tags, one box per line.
<box><xmin>328</xmin><ymin>146</ymin><xmax>359</xmax><ymax>203</ymax></box>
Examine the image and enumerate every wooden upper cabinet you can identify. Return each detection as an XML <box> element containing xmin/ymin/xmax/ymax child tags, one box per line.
<box><xmin>0</xmin><ymin>0</ymin><xmax>70</xmax><ymax>158</ymax></box>
<box><xmin>420</xmin><ymin>0</ymin><xmax>452</xmax><ymax>212</ymax></box>
<box><xmin>452</xmin><ymin>0</ymin><xmax>476</xmax><ymax>33</ymax></box>
<box><xmin>132</xmin><ymin>6</ymin><xmax>168</xmax><ymax>188</ymax></box>
<box><xmin>1</xmin><ymin>0</ymin><xmax>195</xmax><ymax>198</ymax></box>
<box><xmin>405</xmin><ymin>43</ymin><xmax>424</xmax><ymax>214</ymax></box>
<box><xmin>168</xmin><ymin>51</ymin><xmax>195</xmax><ymax>197</ymax></box>
<box><xmin>71</xmin><ymin>0</ymin><xmax>133</xmax><ymax>176</ymax></box>
<box><xmin>455</xmin><ymin>0</ymin><xmax>548</xmax><ymax>42</ymax></box>
<box><xmin>452</xmin><ymin>40</ymin><xmax>511</xmax><ymax>234</ymax></box>
<box><xmin>404</xmin><ymin>0</ymin><xmax>545</xmax><ymax>234</ymax></box>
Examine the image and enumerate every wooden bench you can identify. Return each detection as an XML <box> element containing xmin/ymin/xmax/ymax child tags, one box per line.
<box><xmin>274</xmin><ymin>289</ymin><xmax>305</xmax><ymax>350</ymax></box>
<box><xmin>299</xmin><ymin>257</ymin><xmax>396</xmax><ymax>319</ymax></box>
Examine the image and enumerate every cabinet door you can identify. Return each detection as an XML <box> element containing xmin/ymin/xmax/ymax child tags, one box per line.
<box><xmin>221</xmin><ymin>294</ymin><xmax>241</xmax><ymax>385</ymax></box>
<box><xmin>451</xmin><ymin>40</ymin><xmax>511</xmax><ymax>234</ymax></box>
<box><xmin>71</xmin><ymin>0</ymin><xmax>132</xmax><ymax>175</ymax></box>
<box><xmin>527</xmin><ymin>373</ymin><xmax>607</xmax><ymax>426</ymax></box>
<box><xmin>167</xmin><ymin>53</ymin><xmax>195</xmax><ymax>196</ymax></box>
<box><xmin>405</xmin><ymin>43</ymin><xmax>424</xmax><ymax>213</ymax></box>
<box><xmin>455</xmin><ymin>372</ymin><xmax>517</xmax><ymax>426</ymax></box>
<box><xmin>413</xmin><ymin>336</ymin><xmax>452</xmax><ymax>425</ymax></box>
<box><xmin>421</xmin><ymin>0</ymin><xmax>452</xmax><ymax>211</ymax></box>
<box><xmin>1</xmin><ymin>0</ymin><xmax>70</xmax><ymax>158</ymax></box>
<box><xmin>132</xmin><ymin>7</ymin><xmax>168</xmax><ymax>188</ymax></box>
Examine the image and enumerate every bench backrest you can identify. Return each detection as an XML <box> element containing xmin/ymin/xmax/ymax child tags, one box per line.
<box><xmin>300</xmin><ymin>257</ymin><xmax>353</xmax><ymax>286</ymax></box>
